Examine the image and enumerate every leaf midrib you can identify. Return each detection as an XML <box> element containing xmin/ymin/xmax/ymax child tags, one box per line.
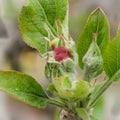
<box><xmin>1</xmin><ymin>88</ymin><xmax>48</xmax><ymax>99</ymax></box>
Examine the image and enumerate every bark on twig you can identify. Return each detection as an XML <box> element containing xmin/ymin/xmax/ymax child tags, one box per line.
<box><xmin>60</xmin><ymin>110</ymin><xmax>82</xmax><ymax>120</ymax></box>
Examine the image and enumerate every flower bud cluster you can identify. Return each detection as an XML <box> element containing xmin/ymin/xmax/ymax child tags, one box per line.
<box><xmin>43</xmin><ymin>21</ymin><xmax>91</xmax><ymax>101</ymax></box>
<box><xmin>44</xmin><ymin>33</ymin><xmax>77</xmax><ymax>82</ymax></box>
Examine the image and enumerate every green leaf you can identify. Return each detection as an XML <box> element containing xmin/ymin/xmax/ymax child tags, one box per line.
<box><xmin>110</xmin><ymin>69</ymin><xmax>120</xmax><ymax>82</ymax></box>
<box><xmin>104</xmin><ymin>26</ymin><xmax>120</xmax><ymax>77</ymax></box>
<box><xmin>91</xmin><ymin>97</ymin><xmax>105</xmax><ymax>120</ymax></box>
<box><xmin>0</xmin><ymin>71</ymin><xmax>48</xmax><ymax>109</ymax></box>
<box><xmin>77</xmin><ymin>8</ymin><xmax>110</xmax><ymax>69</ymax></box>
<box><xmin>19</xmin><ymin>0</ymin><xmax>68</xmax><ymax>53</ymax></box>
<box><xmin>47</xmin><ymin>84</ymin><xmax>57</xmax><ymax>93</ymax></box>
<box><xmin>76</xmin><ymin>108</ymin><xmax>90</xmax><ymax>120</ymax></box>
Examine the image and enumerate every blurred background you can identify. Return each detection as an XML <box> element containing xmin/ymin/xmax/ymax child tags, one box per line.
<box><xmin>0</xmin><ymin>0</ymin><xmax>120</xmax><ymax>120</ymax></box>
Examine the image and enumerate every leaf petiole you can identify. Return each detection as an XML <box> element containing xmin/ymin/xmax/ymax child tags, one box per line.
<box><xmin>48</xmin><ymin>98</ymin><xmax>67</xmax><ymax>109</ymax></box>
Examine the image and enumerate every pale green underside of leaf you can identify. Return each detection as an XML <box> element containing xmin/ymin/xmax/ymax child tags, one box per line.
<box><xmin>77</xmin><ymin>8</ymin><xmax>110</xmax><ymax>69</ymax></box>
<box><xmin>104</xmin><ymin>27</ymin><xmax>120</xmax><ymax>78</ymax></box>
<box><xmin>19</xmin><ymin>0</ymin><xmax>68</xmax><ymax>53</ymax></box>
<box><xmin>0</xmin><ymin>71</ymin><xmax>48</xmax><ymax>109</ymax></box>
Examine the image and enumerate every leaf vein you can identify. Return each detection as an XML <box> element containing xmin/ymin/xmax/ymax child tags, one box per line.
<box><xmin>37</xmin><ymin>0</ymin><xmax>57</xmax><ymax>35</ymax></box>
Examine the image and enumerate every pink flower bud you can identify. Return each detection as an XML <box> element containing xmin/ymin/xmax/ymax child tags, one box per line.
<box><xmin>54</xmin><ymin>46</ymin><xmax>72</xmax><ymax>61</ymax></box>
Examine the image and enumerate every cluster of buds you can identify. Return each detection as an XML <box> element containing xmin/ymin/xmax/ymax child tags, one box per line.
<box><xmin>44</xmin><ymin>30</ymin><xmax>77</xmax><ymax>82</ymax></box>
<box><xmin>44</xmin><ymin>40</ymin><xmax>77</xmax><ymax>81</ymax></box>
<box><xmin>43</xmin><ymin>20</ymin><xmax>91</xmax><ymax>101</ymax></box>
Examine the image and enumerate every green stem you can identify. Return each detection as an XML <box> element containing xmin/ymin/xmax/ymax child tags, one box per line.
<box><xmin>88</xmin><ymin>80</ymin><xmax>111</xmax><ymax>107</ymax></box>
<box><xmin>48</xmin><ymin>98</ymin><xmax>67</xmax><ymax>109</ymax></box>
<box><xmin>87</xmin><ymin>69</ymin><xmax>120</xmax><ymax>107</ymax></box>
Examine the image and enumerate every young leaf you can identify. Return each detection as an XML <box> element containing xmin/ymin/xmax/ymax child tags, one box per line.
<box><xmin>91</xmin><ymin>97</ymin><xmax>105</xmax><ymax>120</ymax></box>
<box><xmin>104</xmin><ymin>26</ymin><xmax>120</xmax><ymax>78</ymax></box>
<box><xmin>47</xmin><ymin>84</ymin><xmax>57</xmax><ymax>93</ymax></box>
<box><xmin>77</xmin><ymin>8</ymin><xmax>110</xmax><ymax>69</ymax></box>
<box><xmin>0</xmin><ymin>71</ymin><xmax>48</xmax><ymax>109</ymax></box>
<box><xmin>76</xmin><ymin>108</ymin><xmax>90</xmax><ymax>120</ymax></box>
<box><xmin>19</xmin><ymin>0</ymin><xmax>68</xmax><ymax>53</ymax></box>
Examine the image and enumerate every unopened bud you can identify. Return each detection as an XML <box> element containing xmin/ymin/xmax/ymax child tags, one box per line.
<box><xmin>82</xmin><ymin>39</ymin><xmax>103</xmax><ymax>81</ymax></box>
<box><xmin>51</xmin><ymin>38</ymin><xmax>60</xmax><ymax>50</ymax></box>
<box><xmin>73</xmin><ymin>79</ymin><xmax>91</xmax><ymax>100</ymax></box>
<box><xmin>54</xmin><ymin>75</ymin><xmax>90</xmax><ymax>101</ymax></box>
<box><xmin>54</xmin><ymin>46</ymin><xmax>72</xmax><ymax>61</ymax></box>
<box><xmin>62</xmin><ymin>58</ymin><xmax>75</xmax><ymax>72</ymax></box>
<box><xmin>45</xmin><ymin>62</ymin><xmax>64</xmax><ymax>82</ymax></box>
